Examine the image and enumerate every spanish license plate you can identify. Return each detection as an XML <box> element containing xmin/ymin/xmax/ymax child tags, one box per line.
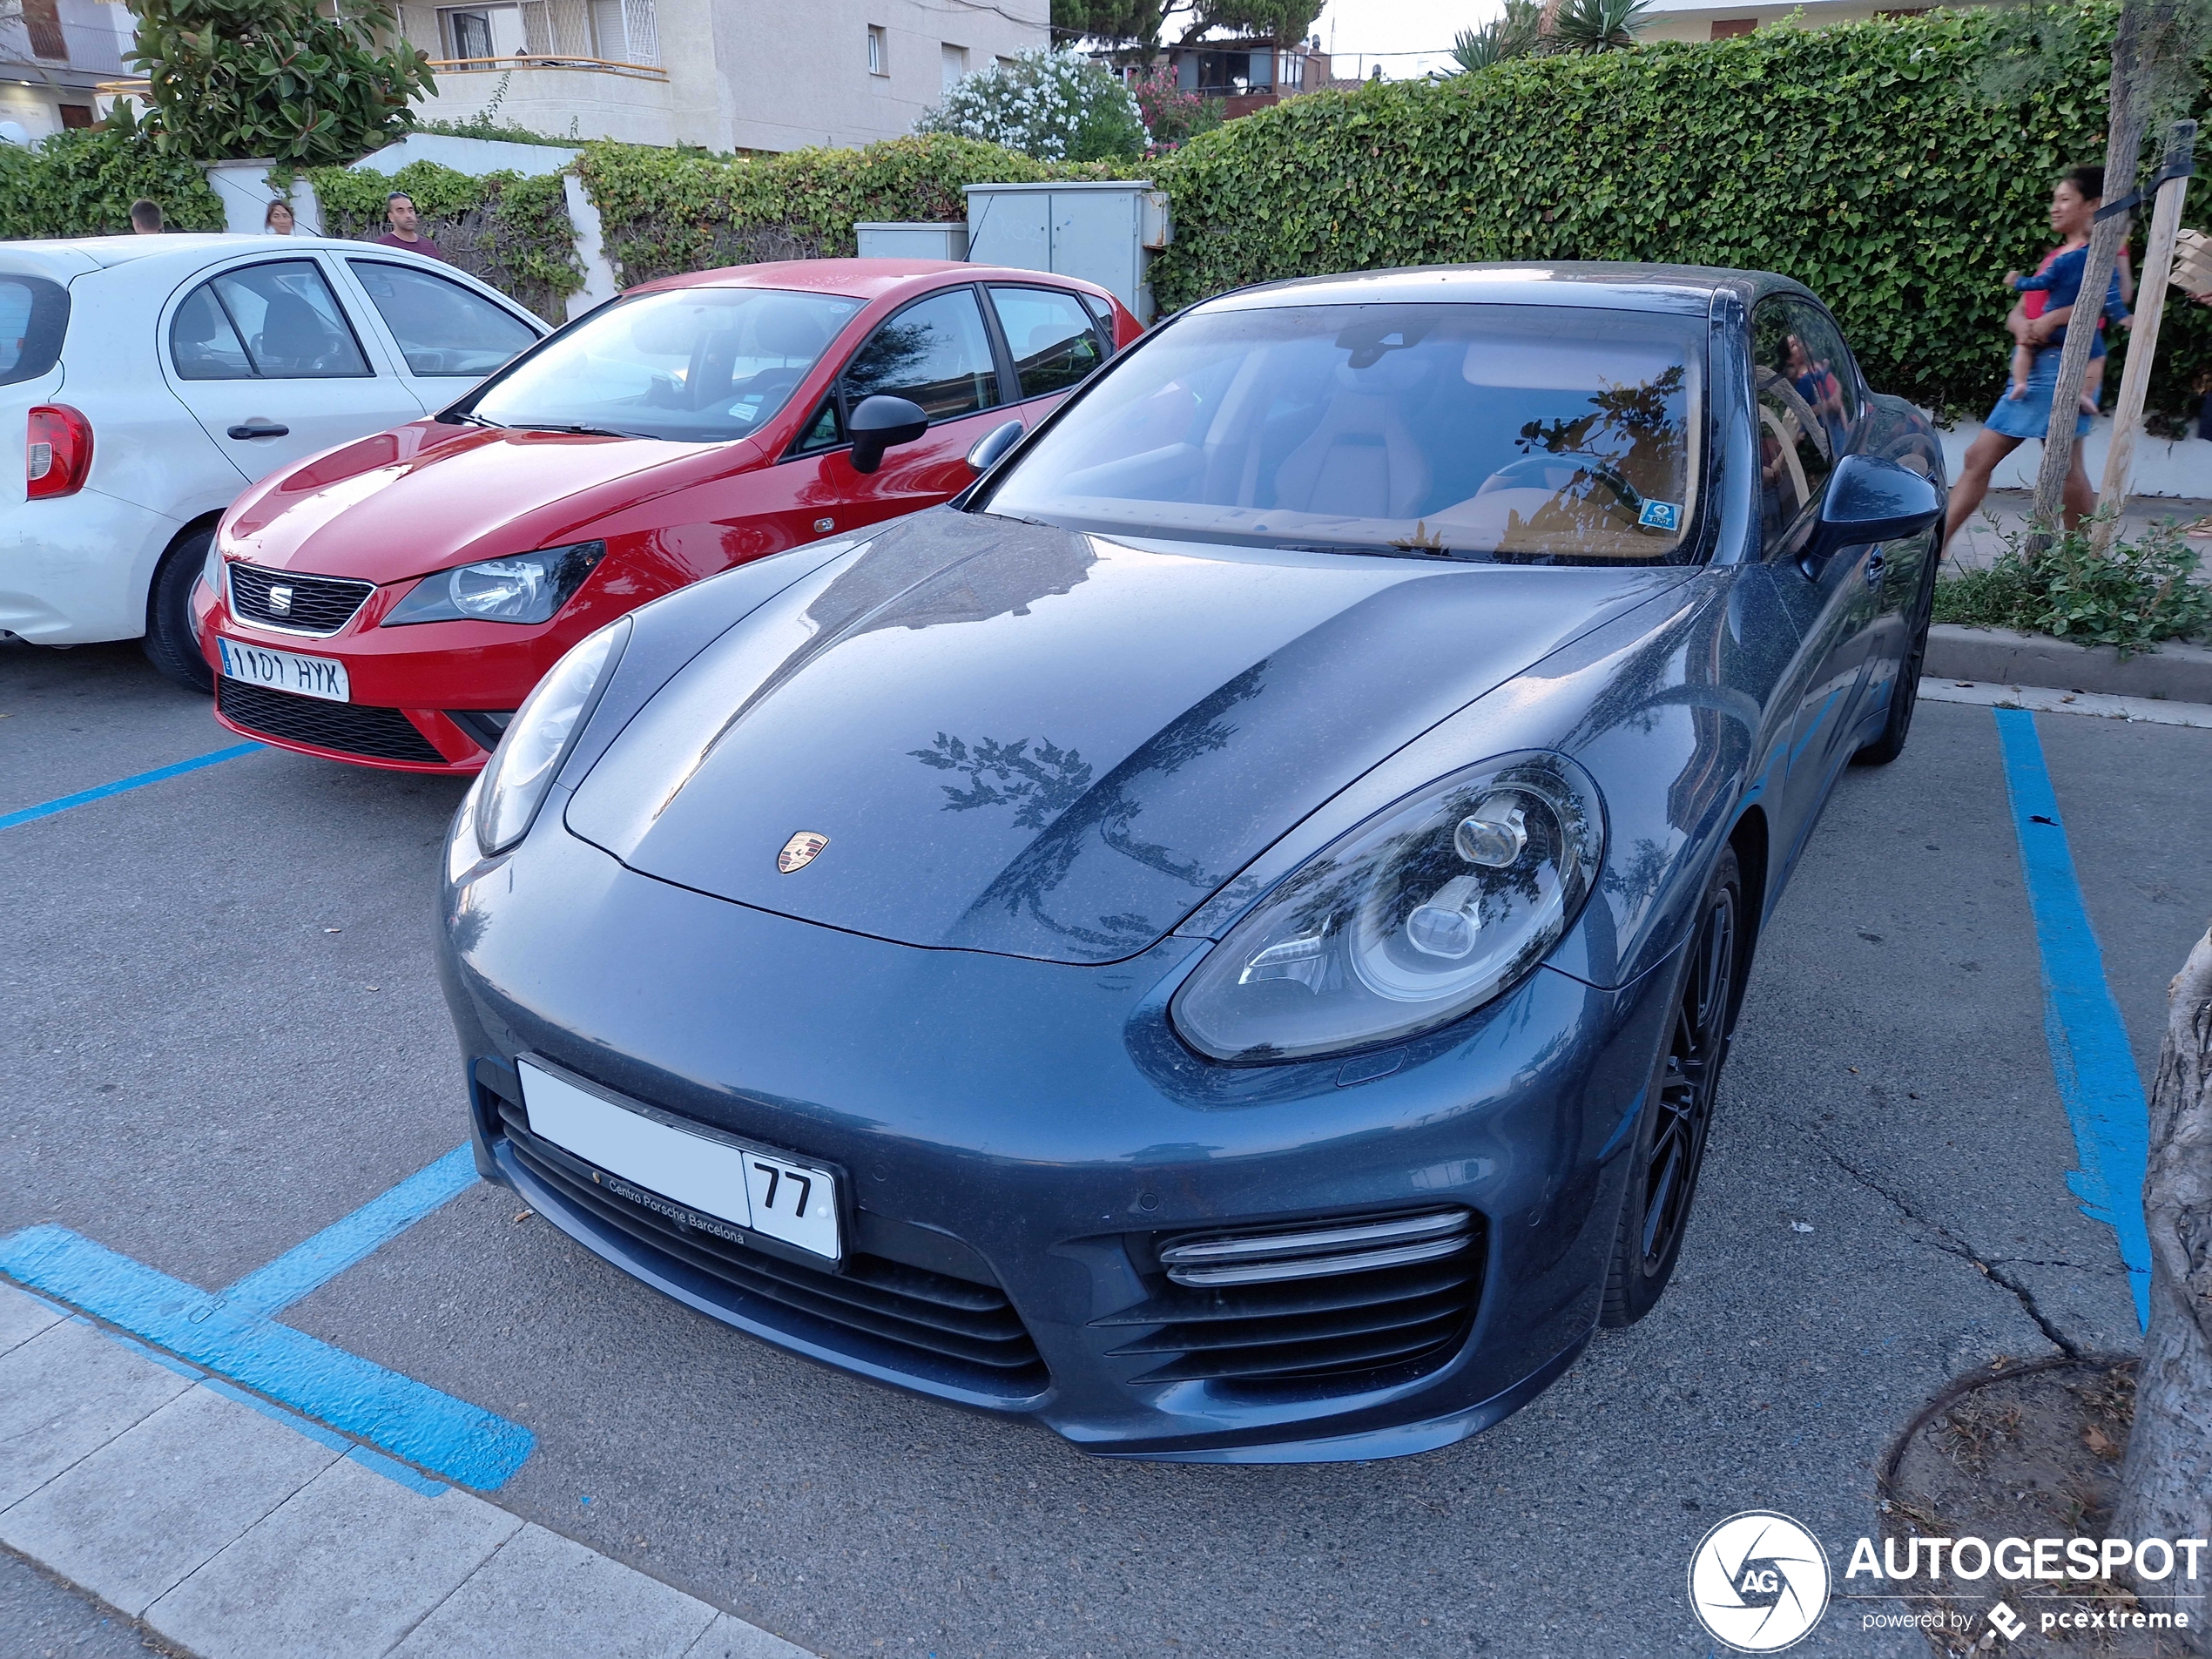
<box><xmin>216</xmin><ymin>637</ymin><xmax>349</xmax><ymax>703</ymax></box>
<box><xmin>517</xmin><ymin>1060</ymin><xmax>840</xmax><ymax>1260</ymax></box>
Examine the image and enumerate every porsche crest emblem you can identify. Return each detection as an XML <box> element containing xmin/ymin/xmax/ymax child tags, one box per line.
<box><xmin>778</xmin><ymin>832</ymin><xmax>829</xmax><ymax>873</ymax></box>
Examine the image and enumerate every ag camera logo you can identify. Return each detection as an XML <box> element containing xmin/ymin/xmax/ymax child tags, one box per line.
<box><xmin>1689</xmin><ymin>1510</ymin><xmax>1832</xmax><ymax>1651</ymax></box>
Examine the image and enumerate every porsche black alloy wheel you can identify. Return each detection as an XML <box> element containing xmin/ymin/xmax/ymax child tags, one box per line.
<box><xmin>1602</xmin><ymin>846</ymin><xmax>1742</xmax><ymax>1326</ymax></box>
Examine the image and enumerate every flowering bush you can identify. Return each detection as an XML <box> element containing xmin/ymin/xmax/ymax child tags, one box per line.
<box><xmin>1129</xmin><ymin>65</ymin><xmax>1224</xmax><ymax>153</ymax></box>
<box><xmin>915</xmin><ymin>48</ymin><xmax>1148</xmax><ymax>163</ymax></box>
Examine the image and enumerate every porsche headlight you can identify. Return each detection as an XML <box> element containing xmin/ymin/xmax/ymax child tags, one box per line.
<box><xmin>383</xmin><ymin>540</ymin><xmax>606</xmax><ymax>627</ymax></box>
<box><xmin>1170</xmin><ymin>753</ymin><xmax>1603</xmax><ymax>1063</ymax></box>
<box><xmin>474</xmin><ymin>617</ymin><xmax>629</xmax><ymax>856</ymax></box>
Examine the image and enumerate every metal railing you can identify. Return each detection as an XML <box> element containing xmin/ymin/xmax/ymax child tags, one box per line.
<box><xmin>425</xmin><ymin>54</ymin><xmax>666</xmax><ymax>81</ymax></box>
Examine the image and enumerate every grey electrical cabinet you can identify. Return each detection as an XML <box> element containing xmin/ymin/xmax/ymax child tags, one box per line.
<box><xmin>854</xmin><ymin>222</ymin><xmax>968</xmax><ymax>261</ymax></box>
<box><xmin>964</xmin><ymin>181</ymin><xmax>1170</xmax><ymax>322</ymax></box>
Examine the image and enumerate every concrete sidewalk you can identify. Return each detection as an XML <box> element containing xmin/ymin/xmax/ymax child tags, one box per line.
<box><xmin>1943</xmin><ymin>489</ymin><xmax>2212</xmax><ymax>572</ymax></box>
<box><xmin>0</xmin><ymin>1284</ymin><xmax>809</xmax><ymax>1659</ymax></box>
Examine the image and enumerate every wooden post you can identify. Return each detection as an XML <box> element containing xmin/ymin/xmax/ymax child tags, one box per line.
<box><xmin>2094</xmin><ymin>119</ymin><xmax>2197</xmax><ymax>554</ymax></box>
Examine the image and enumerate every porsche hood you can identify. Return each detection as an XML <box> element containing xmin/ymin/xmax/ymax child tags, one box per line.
<box><xmin>564</xmin><ymin>512</ymin><xmax>1689</xmax><ymax>966</ymax></box>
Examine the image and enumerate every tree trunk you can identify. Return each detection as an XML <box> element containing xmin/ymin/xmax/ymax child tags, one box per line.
<box><xmin>2092</xmin><ymin>121</ymin><xmax>2196</xmax><ymax>554</ymax></box>
<box><xmin>2027</xmin><ymin>0</ymin><xmax>2148</xmax><ymax>557</ymax></box>
<box><xmin>2114</xmin><ymin>920</ymin><xmax>2212</xmax><ymax>1656</ymax></box>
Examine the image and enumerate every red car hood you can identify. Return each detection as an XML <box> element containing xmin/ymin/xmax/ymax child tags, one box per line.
<box><xmin>221</xmin><ymin>422</ymin><xmax>760</xmax><ymax>583</ymax></box>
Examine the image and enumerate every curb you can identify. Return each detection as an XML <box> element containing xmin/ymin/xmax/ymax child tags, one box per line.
<box><xmin>1924</xmin><ymin>624</ymin><xmax>2212</xmax><ymax>702</ymax></box>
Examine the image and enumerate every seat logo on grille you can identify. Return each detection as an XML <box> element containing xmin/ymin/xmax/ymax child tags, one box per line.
<box><xmin>267</xmin><ymin>584</ymin><xmax>293</xmax><ymax>616</ymax></box>
<box><xmin>778</xmin><ymin>831</ymin><xmax>829</xmax><ymax>873</ymax></box>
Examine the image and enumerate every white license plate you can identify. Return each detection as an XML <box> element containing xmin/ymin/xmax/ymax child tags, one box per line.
<box><xmin>217</xmin><ymin>637</ymin><xmax>350</xmax><ymax>703</ymax></box>
<box><xmin>517</xmin><ymin>1060</ymin><xmax>840</xmax><ymax>1261</ymax></box>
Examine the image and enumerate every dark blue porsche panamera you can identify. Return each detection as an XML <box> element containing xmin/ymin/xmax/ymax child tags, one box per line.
<box><xmin>435</xmin><ymin>264</ymin><xmax>1947</xmax><ymax>1462</ymax></box>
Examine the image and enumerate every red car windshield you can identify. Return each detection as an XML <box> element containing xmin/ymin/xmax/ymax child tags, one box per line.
<box><xmin>981</xmin><ymin>301</ymin><xmax>1706</xmax><ymax>565</ymax></box>
<box><xmin>467</xmin><ymin>287</ymin><xmax>862</xmax><ymax>443</ymax></box>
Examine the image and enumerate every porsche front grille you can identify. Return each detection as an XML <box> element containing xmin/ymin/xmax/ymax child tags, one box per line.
<box><xmin>226</xmin><ymin>563</ymin><xmax>374</xmax><ymax>635</ymax></box>
<box><xmin>1096</xmin><ymin>1208</ymin><xmax>1481</xmax><ymax>1390</ymax></box>
<box><xmin>493</xmin><ymin>1101</ymin><xmax>1049</xmax><ymax>1399</ymax></box>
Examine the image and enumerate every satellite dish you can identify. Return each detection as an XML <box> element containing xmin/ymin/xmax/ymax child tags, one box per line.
<box><xmin>0</xmin><ymin>122</ymin><xmax>30</xmax><ymax>146</ymax></box>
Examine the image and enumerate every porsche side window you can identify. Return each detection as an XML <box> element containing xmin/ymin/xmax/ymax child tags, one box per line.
<box><xmin>840</xmin><ymin>288</ymin><xmax>1000</xmax><ymax>421</ymax></box>
<box><xmin>988</xmin><ymin>286</ymin><xmax>1105</xmax><ymax>400</ymax></box>
<box><xmin>171</xmin><ymin>281</ymin><xmax>253</xmax><ymax>380</ymax></box>
<box><xmin>1780</xmin><ymin>299</ymin><xmax>1859</xmax><ymax>451</ymax></box>
<box><xmin>1756</xmin><ymin>372</ymin><xmax>1831</xmax><ymax>541</ymax></box>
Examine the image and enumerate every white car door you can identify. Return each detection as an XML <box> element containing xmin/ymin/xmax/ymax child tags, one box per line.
<box><xmin>160</xmin><ymin>253</ymin><xmax>429</xmax><ymax>483</ymax></box>
<box><xmin>333</xmin><ymin>255</ymin><xmax>545</xmax><ymax>409</ymax></box>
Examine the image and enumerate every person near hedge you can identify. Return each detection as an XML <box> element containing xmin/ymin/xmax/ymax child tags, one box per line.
<box><xmin>129</xmin><ymin>199</ymin><xmax>163</xmax><ymax>234</ymax></box>
<box><xmin>264</xmin><ymin>199</ymin><xmax>295</xmax><ymax>235</ymax></box>
<box><xmin>375</xmin><ymin>192</ymin><xmax>448</xmax><ymax>261</ymax></box>
<box><xmin>1942</xmin><ymin>166</ymin><xmax>2133</xmax><ymax>554</ymax></box>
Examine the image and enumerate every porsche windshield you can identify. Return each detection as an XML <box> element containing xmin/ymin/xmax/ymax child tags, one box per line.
<box><xmin>466</xmin><ymin>287</ymin><xmax>861</xmax><ymax>443</ymax></box>
<box><xmin>981</xmin><ymin>301</ymin><xmax>1705</xmax><ymax>563</ymax></box>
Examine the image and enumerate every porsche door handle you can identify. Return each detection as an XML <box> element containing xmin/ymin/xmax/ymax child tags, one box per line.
<box><xmin>226</xmin><ymin>421</ymin><xmax>290</xmax><ymax>440</ymax></box>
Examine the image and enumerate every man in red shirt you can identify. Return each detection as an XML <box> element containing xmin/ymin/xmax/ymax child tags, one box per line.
<box><xmin>374</xmin><ymin>192</ymin><xmax>448</xmax><ymax>262</ymax></box>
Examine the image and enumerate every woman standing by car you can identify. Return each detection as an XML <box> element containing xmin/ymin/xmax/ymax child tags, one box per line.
<box><xmin>263</xmin><ymin>199</ymin><xmax>296</xmax><ymax>235</ymax></box>
<box><xmin>1942</xmin><ymin>166</ymin><xmax>2128</xmax><ymax>552</ymax></box>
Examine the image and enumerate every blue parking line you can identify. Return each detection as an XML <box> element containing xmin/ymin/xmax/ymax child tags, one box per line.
<box><xmin>0</xmin><ymin>742</ymin><xmax>264</xmax><ymax>832</ymax></box>
<box><xmin>0</xmin><ymin>1225</ymin><xmax>533</xmax><ymax>1490</ymax></box>
<box><xmin>1993</xmin><ymin>707</ymin><xmax>2153</xmax><ymax>1326</ymax></box>
<box><xmin>220</xmin><ymin>1146</ymin><xmax>478</xmax><ymax>1318</ymax></box>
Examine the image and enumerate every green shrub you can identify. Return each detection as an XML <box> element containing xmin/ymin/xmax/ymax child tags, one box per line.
<box><xmin>120</xmin><ymin>0</ymin><xmax>434</xmax><ymax>165</ymax></box>
<box><xmin>309</xmin><ymin>159</ymin><xmax>583</xmax><ymax>322</ymax></box>
<box><xmin>577</xmin><ymin>133</ymin><xmax>1123</xmax><ymax>285</ymax></box>
<box><xmin>0</xmin><ymin>125</ymin><xmax>223</xmax><ymax>238</ymax></box>
<box><xmin>1933</xmin><ymin>518</ymin><xmax>2212</xmax><ymax>654</ymax></box>
<box><xmin>1149</xmin><ymin>5</ymin><xmax>2212</xmax><ymax>424</ymax></box>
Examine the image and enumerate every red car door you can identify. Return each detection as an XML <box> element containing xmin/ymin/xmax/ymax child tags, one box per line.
<box><xmin>749</xmin><ymin>281</ymin><xmax>1100</xmax><ymax>547</ymax></box>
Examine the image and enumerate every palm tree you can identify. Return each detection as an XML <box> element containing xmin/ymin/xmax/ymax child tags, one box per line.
<box><xmin>1552</xmin><ymin>0</ymin><xmax>1650</xmax><ymax>51</ymax></box>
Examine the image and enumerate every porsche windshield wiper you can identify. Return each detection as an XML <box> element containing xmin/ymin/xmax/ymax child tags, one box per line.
<box><xmin>443</xmin><ymin>410</ymin><xmax>505</xmax><ymax>428</ymax></box>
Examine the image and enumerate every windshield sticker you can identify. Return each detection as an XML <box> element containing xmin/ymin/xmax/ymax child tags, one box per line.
<box><xmin>1637</xmin><ymin>499</ymin><xmax>1683</xmax><ymax>532</ymax></box>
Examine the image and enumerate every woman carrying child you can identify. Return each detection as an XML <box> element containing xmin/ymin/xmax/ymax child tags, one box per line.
<box><xmin>1942</xmin><ymin>165</ymin><xmax>2133</xmax><ymax>553</ymax></box>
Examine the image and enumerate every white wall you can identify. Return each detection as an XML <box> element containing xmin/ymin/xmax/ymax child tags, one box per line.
<box><xmin>1941</xmin><ymin>416</ymin><xmax>2212</xmax><ymax>501</ymax></box>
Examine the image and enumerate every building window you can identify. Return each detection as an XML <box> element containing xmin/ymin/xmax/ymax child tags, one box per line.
<box><xmin>941</xmin><ymin>42</ymin><xmax>968</xmax><ymax>93</ymax></box>
<box><xmin>867</xmin><ymin>24</ymin><xmax>887</xmax><ymax>76</ymax></box>
<box><xmin>1709</xmin><ymin>18</ymin><xmax>1757</xmax><ymax>36</ymax></box>
<box><xmin>442</xmin><ymin>3</ymin><xmax>528</xmax><ymax>63</ymax></box>
<box><xmin>57</xmin><ymin>104</ymin><xmax>93</xmax><ymax>129</ymax></box>
<box><xmin>996</xmin><ymin>54</ymin><xmax>1015</xmax><ymax>71</ymax></box>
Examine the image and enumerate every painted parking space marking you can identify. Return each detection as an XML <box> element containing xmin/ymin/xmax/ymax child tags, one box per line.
<box><xmin>0</xmin><ymin>1144</ymin><xmax>529</xmax><ymax>1490</ymax></box>
<box><xmin>219</xmin><ymin>1145</ymin><xmax>477</xmax><ymax>1319</ymax></box>
<box><xmin>0</xmin><ymin>741</ymin><xmax>263</xmax><ymax>833</ymax></box>
<box><xmin>1993</xmin><ymin>705</ymin><xmax>2154</xmax><ymax>1326</ymax></box>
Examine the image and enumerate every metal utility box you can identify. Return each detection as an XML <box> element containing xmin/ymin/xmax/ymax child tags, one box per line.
<box><xmin>964</xmin><ymin>181</ymin><xmax>1170</xmax><ymax>322</ymax></box>
<box><xmin>854</xmin><ymin>222</ymin><xmax>969</xmax><ymax>261</ymax></box>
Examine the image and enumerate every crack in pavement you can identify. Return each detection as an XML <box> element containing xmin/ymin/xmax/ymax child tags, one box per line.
<box><xmin>1806</xmin><ymin>1133</ymin><xmax>2083</xmax><ymax>1359</ymax></box>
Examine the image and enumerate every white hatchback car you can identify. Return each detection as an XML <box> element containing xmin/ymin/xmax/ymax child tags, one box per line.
<box><xmin>0</xmin><ymin>234</ymin><xmax>547</xmax><ymax>689</ymax></box>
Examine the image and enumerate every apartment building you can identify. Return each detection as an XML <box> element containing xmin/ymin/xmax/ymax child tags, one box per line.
<box><xmin>1636</xmin><ymin>0</ymin><xmax>1938</xmax><ymax>41</ymax></box>
<box><xmin>0</xmin><ymin>0</ymin><xmax>132</xmax><ymax>141</ymax></box>
<box><xmin>399</xmin><ymin>0</ymin><xmax>1048</xmax><ymax>151</ymax></box>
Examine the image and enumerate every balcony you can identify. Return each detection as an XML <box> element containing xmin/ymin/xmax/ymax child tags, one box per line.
<box><xmin>0</xmin><ymin>0</ymin><xmax>135</xmax><ymax>82</ymax></box>
<box><xmin>412</xmin><ymin>54</ymin><xmax>672</xmax><ymax>145</ymax></box>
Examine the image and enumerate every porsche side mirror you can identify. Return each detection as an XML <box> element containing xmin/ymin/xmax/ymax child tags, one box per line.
<box><xmin>965</xmin><ymin>419</ymin><xmax>1024</xmax><ymax>475</ymax></box>
<box><xmin>1803</xmin><ymin>454</ymin><xmax>1942</xmax><ymax>568</ymax></box>
<box><xmin>847</xmin><ymin>395</ymin><xmax>929</xmax><ymax>475</ymax></box>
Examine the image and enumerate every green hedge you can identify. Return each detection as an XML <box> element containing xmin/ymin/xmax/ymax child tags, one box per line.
<box><xmin>308</xmin><ymin>158</ymin><xmax>583</xmax><ymax>322</ymax></box>
<box><xmin>577</xmin><ymin>133</ymin><xmax>1123</xmax><ymax>285</ymax></box>
<box><xmin>1150</xmin><ymin>5</ymin><xmax>2211</xmax><ymax>425</ymax></box>
<box><xmin>0</xmin><ymin>127</ymin><xmax>223</xmax><ymax>238</ymax></box>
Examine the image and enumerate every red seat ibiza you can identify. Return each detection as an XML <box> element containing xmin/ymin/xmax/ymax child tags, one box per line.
<box><xmin>193</xmin><ymin>260</ymin><xmax>1137</xmax><ymax>770</ymax></box>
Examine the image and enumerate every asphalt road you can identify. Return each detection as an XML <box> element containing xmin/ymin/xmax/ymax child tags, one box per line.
<box><xmin>3</xmin><ymin>636</ymin><xmax>2202</xmax><ymax>1659</ymax></box>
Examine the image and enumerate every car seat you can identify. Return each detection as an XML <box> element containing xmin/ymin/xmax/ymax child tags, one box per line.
<box><xmin>1271</xmin><ymin>374</ymin><xmax>1433</xmax><ymax>519</ymax></box>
